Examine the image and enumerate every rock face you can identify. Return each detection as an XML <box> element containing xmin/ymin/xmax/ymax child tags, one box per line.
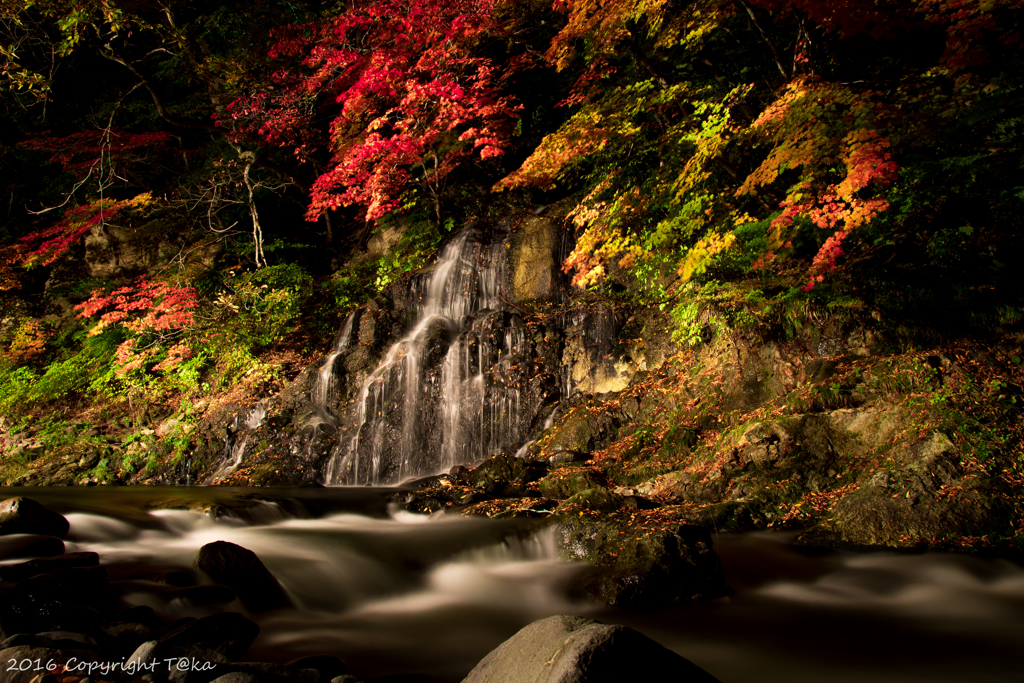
<box><xmin>0</xmin><ymin>497</ymin><xmax>70</xmax><ymax>537</ymax></box>
<box><xmin>194</xmin><ymin>541</ymin><xmax>292</xmax><ymax>612</ymax></box>
<box><xmin>462</xmin><ymin>615</ymin><xmax>720</xmax><ymax>683</ymax></box>
<box><xmin>84</xmin><ymin>220</ymin><xmax>221</xmax><ymax>279</ymax></box>
<box><xmin>509</xmin><ymin>215</ymin><xmax>558</xmax><ymax>305</ymax></box>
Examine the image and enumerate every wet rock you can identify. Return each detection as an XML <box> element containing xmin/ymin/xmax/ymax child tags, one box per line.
<box><xmin>557</xmin><ymin>520</ymin><xmax>723</xmax><ymax>608</ymax></box>
<box><xmin>0</xmin><ymin>566</ymin><xmax>111</xmax><ymax>634</ymax></box>
<box><xmin>159</xmin><ymin>612</ymin><xmax>259</xmax><ymax>660</ymax></box>
<box><xmin>209</xmin><ymin>675</ymin><xmax>260</xmax><ymax>683</ymax></box>
<box><xmin>462</xmin><ymin>615</ymin><xmax>720</xmax><ymax>683</ymax></box>
<box><xmin>538</xmin><ymin>466</ymin><xmax>604</xmax><ymax>500</ymax></box>
<box><xmin>0</xmin><ymin>535</ymin><xmax>64</xmax><ymax>561</ymax></box>
<box><xmin>194</xmin><ymin>541</ymin><xmax>292</xmax><ymax>612</ymax></box>
<box><xmin>223</xmin><ymin>662</ymin><xmax>319</xmax><ymax>683</ymax></box>
<box><xmin>102</xmin><ymin>619</ymin><xmax>154</xmax><ymax>650</ymax></box>
<box><xmin>0</xmin><ymin>498</ymin><xmax>69</xmax><ymax>538</ymax></box>
<box><xmin>0</xmin><ymin>551</ymin><xmax>99</xmax><ymax>582</ymax></box>
<box><xmin>509</xmin><ymin>216</ymin><xmax>558</xmax><ymax>306</ymax></box>
<box><xmin>471</xmin><ymin>453</ymin><xmax>546</xmax><ymax>490</ymax></box>
<box><xmin>545</xmin><ymin>413</ymin><xmax>593</xmax><ymax>454</ymax></box>
<box><xmin>127</xmin><ymin>639</ymin><xmax>161</xmax><ymax>668</ymax></box>
<box><xmin>286</xmin><ymin>655</ymin><xmax>347</xmax><ymax>683</ymax></box>
<box><xmin>33</xmin><ymin>631</ymin><xmax>97</xmax><ymax>649</ymax></box>
<box><xmin>560</xmin><ymin>488</ymin><xmax>624</xmax><ymax>512</ymax></box>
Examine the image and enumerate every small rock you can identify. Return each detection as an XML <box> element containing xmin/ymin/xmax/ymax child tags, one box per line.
<box><xmin>127</xmin><ymin>640</ymin><xmax>160</xmax><ymax>668</ymax></box>
<box><xmin>0</xmin><ymin>535</ymin><xmax>64</xmax><ymax>561</ymax></box>
<box><xmin>557</xmin><ymin>521</ymin><xmax>722</xmax><ymax>608</ymax></box>
<box><xmin>194</xmin><ymin>542</ymin><xmax>292</xmax><ymax>613</ymax></box>
<box><xmin>0</xmin><ymin>551</ymin><xmax>99</xmax><ymax>582</ymax></box>
<box><xmin>209</xmin><ymin>675</ymin><xmax>259</xmax><ymax>683</ymax></box>
<box><xmin>286</xmin><ymin>655</ymin><xmax>347</xmax><ymax>683</ymax></box>
<box><xmin>0</xmin><ymin>498</ymin><xmax>69</xmax><ymax>538</ymax></box>
<box><xmin>227</xmin><ymin>662</ymin><xmax>319</xmax><ymax>683</ymax></box>
<box><xmin>159</xmin><ymin>612</ymin><xmax>259</xmax><ymax>660</ymax></box>
<box><xmin>0</xmin><ymin>635</ymin><xmax>40</xmax><ymax>649</ymax></box>
<box><xmin>34</xmin><ymin>631</ymin><xmax>96</xmax><ymax>646</ymax></box>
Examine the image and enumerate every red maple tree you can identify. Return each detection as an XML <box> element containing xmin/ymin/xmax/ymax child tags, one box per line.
<box><xmin>225</xmin><ymin>0</ymin><xmax>521</xmax><ymax>224</ymax></box>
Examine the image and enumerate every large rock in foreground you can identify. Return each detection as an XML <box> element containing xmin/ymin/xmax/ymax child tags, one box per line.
<box><xmin>462</xmin><ymin>615</ymin><xmax>720</xmax><ymax>683</ymax></box>
<box><xmin>0</xmin><ymin>498</ymin><xmax>69</xmax><ymax>537</ymax></box>
<box><xmin>194</xmin><ymin>541</ymin><xmax>292</xmax><ymax>612</ymax></box>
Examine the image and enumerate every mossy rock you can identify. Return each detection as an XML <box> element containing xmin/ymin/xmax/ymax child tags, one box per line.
<box><xmin>471</xmin><ymin>453</ymin><xmax>546</xmax><ymax>488</ymax></box>
<box><xmin>560</xmin><ymin>488</ymin><xmax>625</xmax><ymax>512</ymax></box>
<box><xmin>546</xmin><ymin>412</ymin><xmax>593</xmax><ymax>453</ymax></box>
<box><xmin>557</xmin><ymin>518</ymin><xmax>724</xmax><ymax>608</ymax></box>
<box><xmin>538</xmin><ymin>466</ymin><xmax>604</xmax><ymax>500</ymax></box>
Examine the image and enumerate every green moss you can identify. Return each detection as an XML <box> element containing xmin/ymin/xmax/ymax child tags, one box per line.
<box><xmin>538</xmin><ymin>465</ymin><xmax>605</xmax><ymax>499</ymax></box>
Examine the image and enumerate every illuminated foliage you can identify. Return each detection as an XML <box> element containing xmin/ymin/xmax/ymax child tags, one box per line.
<box><xmin>20</xmin><ymin>193</ymin><xmax>156</xmax><ymax>265</ymax></box>
<box><xmin>75</xmin><ymin>276</ymin><xmax>198</xmax><ymax>337</ymax></box>
<box><xmin>227</xmin><ymin>0</ymin><xmax>522</xmax><ymax>223</ymax></box>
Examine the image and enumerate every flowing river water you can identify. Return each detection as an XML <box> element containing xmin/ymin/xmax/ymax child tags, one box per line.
<box><xmin>4</xmin><ymin>487</ymin><xmax>1022</xmax><ymax>682</ymax></box>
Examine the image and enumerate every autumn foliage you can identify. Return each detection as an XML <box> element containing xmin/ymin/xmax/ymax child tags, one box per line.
<box><xmin>75</xmin><ymin>277</ymin><xmax>198</xmax><ymax>336</ymax></box>
<box><xmin>226</xmin><ymin>0</ymin><xmax>521</xmax><ymax>223</ymax></box>
<box><xmin>74</xmin><ymin>277</ymin><xmax>199</xmax><ymax>375</ymax></box>
<box><xmin>20</xmin><ymin>129</ymin><xmax>173</xmax><ymax>180</ymax></box>
<box><xmin>20</xmin><ymin>194</ymin><xmax>154</xmax><ymax>265</ymax></box>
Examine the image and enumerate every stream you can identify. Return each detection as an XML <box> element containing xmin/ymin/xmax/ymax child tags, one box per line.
<box><xmin>4</xmin><ymin>486</ymin><xmax>1022</xmax><ymax>683</ymax></box>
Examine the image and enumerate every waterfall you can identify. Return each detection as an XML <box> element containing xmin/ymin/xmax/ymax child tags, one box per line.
<box><xmin>313</xmin><ymin>311</ymin><xmax>356</xmax><ymax>408</ymax></box>
<box><xmin>204</xmin><ymin>401</ymin><xmax>268</xmax><ymax>483</ymax></box>
<box><xmin>317</xmin><ymin>222</ymin><xmax>624</xmax><ymax>486</ymax></box>
<box><xmin>327</xmin><ymin>226</ymin><xmax>524</xmax><ymax>485</ymax></box>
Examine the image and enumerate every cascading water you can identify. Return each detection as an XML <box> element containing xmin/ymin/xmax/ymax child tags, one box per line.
<box><xmin>327</xmin><ymin>226</ymin><xmax>538</xmax><ymax>485</ymax></box>
<box><xmin>204</xmin><ymin>401</ymin><xmax>268</xmax><ymax>483</ymax></box>
<box><xmin>314</xmin><ymin>311</ymin><xmax>356</xmax><ymax>409</ymax></box>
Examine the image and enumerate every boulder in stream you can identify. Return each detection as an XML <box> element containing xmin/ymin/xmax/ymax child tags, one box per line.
<box><xmin>0</xmin><ymin>534</ymin><xmax>64</xmax><ymax>561</ymax></box>
<box><xmin>462</xmin><ymin>615</ymin><xmax>720</xmax><ymax>683</ymax></box>
<box><xmin>0</xmin><ymin>498</ymin><xmax>69</xmax><ymax>538</ymax></box>
<box><xmin>558</xmin><ymin>519</ymin><xmax>723</xmax><ymax>608</ymax></box>
<box><xmin>194</xmin><ymin>541</ymin><xmax>293</xmax><ymax>612</ymax></box>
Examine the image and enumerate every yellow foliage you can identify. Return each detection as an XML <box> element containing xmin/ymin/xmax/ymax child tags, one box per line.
<box><xmin>678</xmin><ymin>232</ymin><xmax>736</xmax><ymax>282</ymax></box>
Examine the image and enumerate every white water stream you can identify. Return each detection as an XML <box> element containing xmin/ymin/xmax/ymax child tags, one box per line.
<box><xmin>7</xmin><ymin>489</ymin><xmax>1021</xmax><ymax>683</ymax></box>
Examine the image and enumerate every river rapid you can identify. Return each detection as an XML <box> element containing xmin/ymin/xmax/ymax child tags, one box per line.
<box><xmin>4</xmin><ymin>486</ymin><xmax>1023</xmax><ymax>683</ymax></box>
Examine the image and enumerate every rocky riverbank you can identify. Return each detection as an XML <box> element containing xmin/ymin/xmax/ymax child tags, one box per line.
<box><xmin>0</xmin><ymin>497</ymin><xmax>721</xmax><ymax>683</ymax></box>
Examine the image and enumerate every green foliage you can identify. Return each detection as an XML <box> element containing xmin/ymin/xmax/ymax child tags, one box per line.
<box><xmin>0</xmin><ymin>365</ymin><xmax>39</xmax><ymax>415</ymax></box>
<box><xmin>323</xmin><ymin>257</ymin><xmax>378</xmax><ymax>312</ymax></box>
<box><xmin>217</xmin><ymin>263</ymin><xmax>313</xmax><ymax>348</ymax></box>
<box><xmin>372</xmin><ymin>221</ymin><xmax>444</xmax><ymax>292</ymax></box>
<box><xmin>213</xmin><ymin>345</ymin><xmax>279</xmax><ymax>388</ymax></box>
<box><xmin>669</xmin><ymin>283</ymin><xmax>727</xmax><ymax>346</ymax></box>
